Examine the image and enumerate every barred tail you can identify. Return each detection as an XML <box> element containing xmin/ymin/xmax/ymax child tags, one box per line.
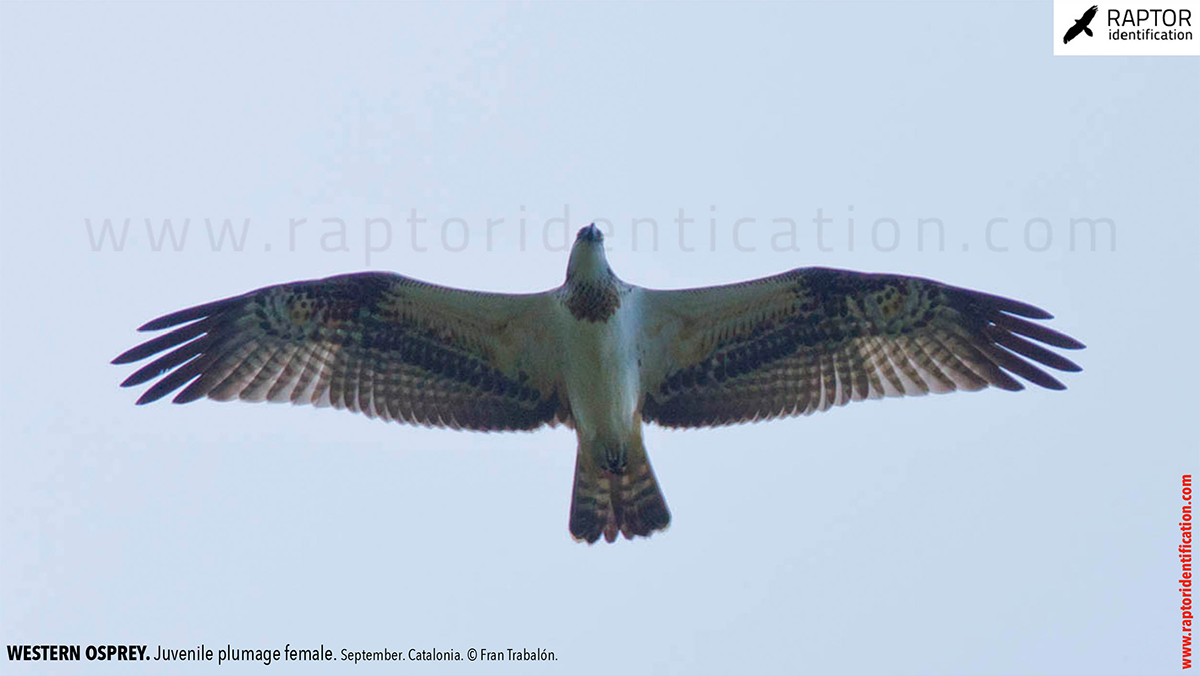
<box><xmin>568</xmin><ymin>438</ymin><xmax>671</xmax><ymax>544</ymax></box>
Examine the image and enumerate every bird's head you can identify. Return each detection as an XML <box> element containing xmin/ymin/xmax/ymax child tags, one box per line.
<box><xmin>566</xmin><ymin>223</ymin><xmax>612</xmax><ymax>282</ymax></box>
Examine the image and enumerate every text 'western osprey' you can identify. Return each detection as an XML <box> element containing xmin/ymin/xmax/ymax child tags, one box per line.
<box><xmin>115</xmin><ymin>224</ymin><xmax>1084</xmax><ymax>543</ymax></box>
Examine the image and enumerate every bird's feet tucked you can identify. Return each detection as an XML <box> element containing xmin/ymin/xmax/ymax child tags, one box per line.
<box><xmin>602</xmin><ymin>443</ymin><xmax>628</xmax><ymax>474</ymax></box>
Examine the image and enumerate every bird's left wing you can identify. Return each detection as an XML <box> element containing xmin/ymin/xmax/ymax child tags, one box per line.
<box><xmin>638</xmin><ymin>267</ymin><xmax>1083</xmax><ymax>428</ymax></box>
<box><xmin>114</xmin><ymin>272</ymin><xmax>567</xmax><ymax>431</ymax></box>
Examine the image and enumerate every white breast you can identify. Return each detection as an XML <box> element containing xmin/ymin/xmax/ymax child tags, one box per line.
<box><xmin>558</xmin><ymin>289</ymin><xmax>643</xmax><ymax>444</ymax></box>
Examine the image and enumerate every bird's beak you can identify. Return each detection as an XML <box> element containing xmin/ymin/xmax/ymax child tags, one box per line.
<box><xmin>575</xmin><ymin>223</ymin><xmax>603</xmax><ymax>244</ymax></box>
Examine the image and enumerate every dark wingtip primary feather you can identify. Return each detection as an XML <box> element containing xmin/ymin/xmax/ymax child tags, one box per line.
<box><xmin>958</xmin><ymin>287</ymin><xmax>1084</xmax><ymax>349</ymax></box>
<box><xmin>979</xmin><ymin>342</ymin><xmax>1068</xmax><ymax>390</ymax></box>
<box><xmin>137</xmin><ymin>297</ymin><xmax>239</xmax><ymax>331</ymax></box>
<box><xmin>948</xmin><ymin>285</ymin><xmax>1084</xmax><ymax>390</ymax></box>
<box><xmin>116</xmin><ymin>296</ymin><xmax>239</xmax><ymax>381</ymax></box>
<box><xmin>989</xmin><ymin>375</ymin><xmax>1026</xmax><ymax>392</ymax></box>
<box><xmin>121</xmin><ymin>371</ymin><xmax>153</xmax><ymax>388</ymax></box>
<box><xmin>131</xmin><ymin>353</ymin><xmax>212</xmax><ymax>404</ymax></box>
<box><xmin>991</xmin><ymin>312</ymin><xmax>1085</xmax><ymax>350</ymax></box>
<box><xmin>171</xmin><ymin>389</ymin><xmax>208</xmax><ymax>405</ymax></box>
<box><xmin>112</xmin><ymin>321</ymin><xmax>210</xmax><ymax>365</ymax></box>
<box><xmin>113</xmin><ymin>338</ymin><xmax>165</xmax><ymax>365</ymax></box>
<box><xmin>965</xmin><ymin>288</ymin><xmax>1054</xmax><ymax>319</ymax></box>
<box><xmin>134</xmin><ymin>392</ymin><xmax>158</xmax><ymax>406</ymax></box>
<box><xmin>116</xmin><ymin>298</ymin><xmax>239</xmax><ymax>401</ymax></box>
<box><xmin>118</xmin><ymin>336</ymin><xmax>211</xmax><ymax>387</ymax></box>
<box><xmin>985</xmin><ymin>326</ymin><xmax>1083</xmax><ymax>373</ymax></box>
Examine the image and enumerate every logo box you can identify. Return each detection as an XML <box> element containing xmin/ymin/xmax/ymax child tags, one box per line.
<box><xmin>1054</xmin><ymin>0</ymin><xmax>1200</xmax><ymax>55</ymax></box>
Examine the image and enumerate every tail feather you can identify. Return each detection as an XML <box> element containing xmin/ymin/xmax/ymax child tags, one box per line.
<box><xmin>569</xmin><ymin>440</ymin><xmax>670</xmax><ymax>543</ymax></box>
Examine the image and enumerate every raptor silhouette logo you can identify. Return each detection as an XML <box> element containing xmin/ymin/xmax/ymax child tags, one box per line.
<box><xmin>1064</xmin><ymin>5</ymin><xmax>1100</xmax><ymax>43</ymax></box>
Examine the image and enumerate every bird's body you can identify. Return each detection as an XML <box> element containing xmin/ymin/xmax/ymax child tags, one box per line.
<box><xmin>559</xmin><ymin>282</ymin><xmax>639</xmax><ymax>455</ymax></box>
<box><xmin>556</xmin><ymin>243</ymin><xmax>671</xmax><ymax>541</ymax></box>
<box><xmin>115</xmin><ymin>224</ymin><xmax>1084</xmax><ymax>543</ymax></box>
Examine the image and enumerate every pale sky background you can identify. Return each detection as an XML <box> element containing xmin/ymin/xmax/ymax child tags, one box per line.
<box><xmin>1</xmin><ymin>3</ymin><xmax>1197</xmax><ymax>675</ymax></box>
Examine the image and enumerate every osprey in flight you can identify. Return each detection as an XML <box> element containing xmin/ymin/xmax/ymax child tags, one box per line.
<box><xmin>115</xmin><ymin>224</ymin><xmax>1083</xmax><ymax>543</ymax></box>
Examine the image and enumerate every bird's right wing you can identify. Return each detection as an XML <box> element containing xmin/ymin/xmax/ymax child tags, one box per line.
<box><xmin>113</xmin><ymin>272</ymin><xmax>568</xmax><ymax>431</ymax></box>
